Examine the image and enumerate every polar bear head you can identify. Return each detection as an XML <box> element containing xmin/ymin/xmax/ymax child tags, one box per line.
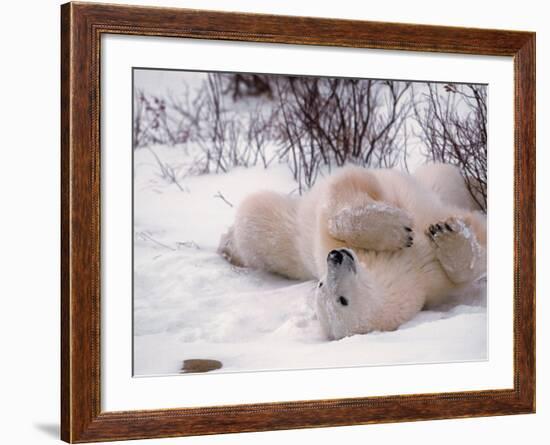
<box><xmin>315</xmin><ymin>248</ymin><xmax>377</xmax><ymax>340</ymax></box>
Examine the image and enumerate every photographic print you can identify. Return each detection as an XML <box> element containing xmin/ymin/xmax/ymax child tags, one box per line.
<box><xmin>132</xmin><ymin>68</ymin><xmax>488</xmax><ymax>376</ymax></box>
<box><xmin>62</xmin><ymin>5</ymin><xmax>535</xmax><ymax>440</ymax></box>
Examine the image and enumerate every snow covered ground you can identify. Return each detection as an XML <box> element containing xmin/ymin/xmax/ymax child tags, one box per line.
<box><xmin>133</xmin><ymin>145</ymin><xmax>487</xmax><ymax>377</ymax></box>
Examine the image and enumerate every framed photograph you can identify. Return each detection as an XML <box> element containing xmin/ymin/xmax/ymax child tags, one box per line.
<box><xmin>61</xmin><ymin>2</ymin><xmax>535</xmax><ymax>442</ymax></box>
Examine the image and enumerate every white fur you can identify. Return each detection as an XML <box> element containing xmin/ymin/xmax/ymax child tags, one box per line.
<box><xmin>219</xmin><ymin>163</ymin><xmax>486</xmax><ymax>340</ymax></box>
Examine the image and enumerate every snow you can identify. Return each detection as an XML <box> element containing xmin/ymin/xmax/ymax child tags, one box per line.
<box><xmin>133</xmin><ymin>145</ymin><xmax>487</xmax><ymax>377</ymax></box>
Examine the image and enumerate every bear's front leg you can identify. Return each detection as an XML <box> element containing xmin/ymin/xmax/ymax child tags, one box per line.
<box><xmin>426</xmin><ymin>216</ymin><xmax>486</xmax><ymax>284</ymax></box>
<box><xmin>324</xmin><ymin>167</ymin><xmax>414</xmax><ymax>251</ymax></box>
<box><xmin>328</xmin><ymin>202</ymin><xmax>415</xmax><ymax>251</ymax></box>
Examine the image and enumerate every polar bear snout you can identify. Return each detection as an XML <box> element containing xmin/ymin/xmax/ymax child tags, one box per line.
<box><xmin>327</xmin><ymin>248</ymin><xmax>356</xmax><ymax>273</ymax></box>
<box><xmin>328</xmin><ymin>249</ymin><xmax>344</xmax><ymax>264</ymax></box>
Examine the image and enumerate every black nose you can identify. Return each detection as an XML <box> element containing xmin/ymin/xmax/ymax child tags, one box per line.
<box><xmin>328</xmin><ymin>250</ymin><xmax>344</xmax><ymax>264</ymax></box>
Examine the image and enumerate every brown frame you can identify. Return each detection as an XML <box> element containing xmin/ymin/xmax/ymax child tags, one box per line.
<box><xmin>61</xmin><ymin>1</ymin><xmax>536</xmax><ymax>443</ymax></box>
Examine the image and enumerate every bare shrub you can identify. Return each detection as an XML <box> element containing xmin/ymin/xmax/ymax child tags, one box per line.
<box><xmin>413</xmin><ymin>83</ymin><xmax>487</xmax><ymax>211</ymax></box>
<box><xmin>133</xmin><ymin>85</ymin><xmax>201</xmax><ymax>149</ymax></box>
<box><xmin>133</xmin><ymin>91</ymin><xmax>173</xmax><ymax>148</ymax></box>
<box><xmin>147</xmin><ymin>147</ymin><xmax>186</xmax><ymax>191</ymax></box>
<box><xmin>274</xmin><ymin>77</ymin><xmax>411</xmax><ymax>192</ymax></box>
<box><xmin>134</xmin><ymin>73</ymin><xmax>412</xmax><ymax>193</ymax></box>
<box><xmin>188</xmin><ymin>74</ymin><xmax>276</xmax><ymax>175</ymax></box>
<box><xmin>221</xmin><ymin>73</ymin><xmax>274</xmax><ymax>100</ymax></box>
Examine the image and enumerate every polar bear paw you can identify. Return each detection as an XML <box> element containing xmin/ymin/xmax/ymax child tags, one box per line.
<box><xmin>217</xmin><ymin>227</ymin><xmax>245</xmax><ymax>267</ymax></box>
<box><xmin>328</xmin><ymin>202</ymin><xmax>414</xmax><ymax>251</ymax></box>
<box><xmin>426</xmin><ymin>217</ymin><xmax>484</xmax><ymax>284</ymax></box>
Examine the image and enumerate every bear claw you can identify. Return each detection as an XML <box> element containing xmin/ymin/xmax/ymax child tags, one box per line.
<box><xmin>426</xmin><ymin>219</ymin><xmax>457</xmax><ymax>241</ymax></box>
<box><xmin>403</xmin><ymin>232</ymin><xmax>414</xmax><ymax>248</ymax></box>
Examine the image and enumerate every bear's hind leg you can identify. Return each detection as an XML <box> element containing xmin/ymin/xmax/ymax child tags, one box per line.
<box><xmin>426</xmin><ymin>214</ymin><xmax>486</xmax><ymax>284</ymax></box>
<box><xmin>227</xmin><ymin>191</ymin><xmax>310</xmax><ymax>280</ymax></box>
<box><xmin>414</xmin><ymin>163</ymin><xmax>481</xmax><ymax>211</ymax></box>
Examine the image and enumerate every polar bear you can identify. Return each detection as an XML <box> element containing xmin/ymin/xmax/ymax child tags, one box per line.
<box><xmin>218</xmin><ymin>163</ymin><xmax>487</xmax><ymax>340</ymax></box>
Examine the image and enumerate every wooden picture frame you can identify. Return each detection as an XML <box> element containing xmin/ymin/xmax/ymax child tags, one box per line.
<box><xmin>61</xmin><ymin>2</ymin><xmax>535</xmax><ymax>442</ymax></box>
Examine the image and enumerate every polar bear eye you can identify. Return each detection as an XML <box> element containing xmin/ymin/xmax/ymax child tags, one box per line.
<box><xmin>318</xmin><ymin>281</ymin><xmax>323</xmax><ymax>288</ymax></box>
<box><xmin>338</xmin><ymin>296</ymin><xmax>349</xmax><ymax>306</ymax></box>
